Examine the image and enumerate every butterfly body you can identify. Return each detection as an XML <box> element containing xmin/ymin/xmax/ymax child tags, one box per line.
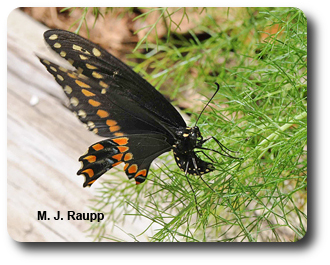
<box><xmin>173</xmin><ymin>126</ymin><xmax>214</xmax><ymax>175</ymax></box>
<box><xmin>38</xmin><ymin>29</ymin><xmax>216</xmax><ymax>187</ymax></box>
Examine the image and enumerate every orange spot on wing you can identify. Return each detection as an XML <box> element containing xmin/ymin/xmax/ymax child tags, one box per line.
<box><xmin>109</xmin><ymin>125</ymin><xmax>121</xmax><ymax>132</ymax></box>
<box><xmin>96</xmin><ymin>110</ymin><xmax>109</xmax><ymax>118</ymax></box>
<box><xmin>112</xmin><ymin>161</ymin><xmax>122</xmax><ymax>167</ymax></box>
<box><xmin>135</xmin><ymin>169</ymin><xmax>147</xmax><ymax>177</ymax></box>
<box><xmin>117</xmin><ymin>146</ymin><xmax>129</xmax><ymax>153</ymax></box>
<box><xmin>128</xmin><ymin>164</ymin><xmax>138</xmax><ymax>174</ymax></box>
<box><xmin>112</xmin><ymin>137</ymin><xmax>129</xmax><ymax>146</ymax></box>
<box><xmin>106</xmin><ymin>119</ymin><xmax>117</xmax><ymax>126</ymax></box>
<box><xmin>112</xmin><ymin>154</ymin><xmax>123</xmax><ymax>161</ymax></box>
<box><xmin>82</xmin><ymin>168</ymin><xmax>94</xmax><ymax>178</ymax></box>
<box><xmin>92</xmin><ymin>143</ymin><xmax>104</xmax><ymax>151</ymax></box>
<box><xmin>124</xmin><ymin>163</ymin><xmax>129</xmax><ymax>171</ymax></box>
<box><xmin>88</xmin><ymin>99</ymin><xmax>101</xmax><ymax>107</ymax></box>
<box><xmin>92</xmin><ymin>71</ymin><xmax>103</xmax><ymax>79</ymax></box>
<box><xmin>114</xmin><ymin>133</ymin><xmax>124</xmax><ymax>137</ymax></box>
<box><xmin>88</xmin><ymin>180</ymin><xmax>96</xmax><ymax>185</ymax></box>
<box><xmin>67</xmin><ymin>72</ymin><xmax>77</xmax><ymax>79</ymax></box>
<box><xmin>124</xmin><ymin>153</ymin><xmax>133</xmax><ymax>161</ymax></box>
<box><xmin>86</xmin><ymin>63</ymin><xmax>97</xmax><ymax>69</ymax></box>
<box><xmin>99</xmin><ymin>81</ymin><xmax>109</xmax><ymax>88</ymax></box>
<box><xmin>83</xmin><ymin>155</ymin><xmax>96</xmax><ymax>163</ymax></box>
<box><xmin>75</xmin><ymin>80</ymin><xmax>90</xmax><ymax>88</ymax></box>
<box><xmin>81</xmin><ymin>89</ymin><xmax>95</xmax><ymax>97</ymax></box>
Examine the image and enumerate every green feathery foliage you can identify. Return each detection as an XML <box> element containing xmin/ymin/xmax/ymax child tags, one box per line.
<box><xmin>67</xmin><ymin>7</ymin><xmax>307</xmax><ymax>242</ymax></box>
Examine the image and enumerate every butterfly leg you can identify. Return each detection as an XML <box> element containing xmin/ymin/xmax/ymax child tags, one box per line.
<box><xmin>195</xmin><ymin>150</ymin><xmax>215</xmax><ymax>163</ymax></box>
<box><xmin>199</xmin><ymin>136</ymin><xmax>242</xmax><ymax>159</ymax></box>
<box><xmin>202</xmin><ymin>136</ymin><xmax>239</xmax><ymax>153</ymax></box>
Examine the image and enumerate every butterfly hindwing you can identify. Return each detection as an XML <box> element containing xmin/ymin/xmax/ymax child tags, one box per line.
<box><xmin>78</xmin><ymin>134</ymin><xmax>172</xmax><ymax>186</ymax></box>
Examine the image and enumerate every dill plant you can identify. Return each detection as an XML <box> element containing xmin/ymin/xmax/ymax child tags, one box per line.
<box><xmin>68</xmin><ymin>7</ymin><xmax>307</xmax><ymax>242</ymax></box>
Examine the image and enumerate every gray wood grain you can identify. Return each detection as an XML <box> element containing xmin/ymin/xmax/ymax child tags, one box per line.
<box><xmin>7</xmin><ymin>9</ymin><xmax>151</xmax><ymax>242</ymax></box>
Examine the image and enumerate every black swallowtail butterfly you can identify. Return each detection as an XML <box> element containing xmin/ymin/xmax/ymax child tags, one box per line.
<box><xmin>38</xmin><ymin>29</ymin><xmax>237</xmax><ymax>188</ymax></box>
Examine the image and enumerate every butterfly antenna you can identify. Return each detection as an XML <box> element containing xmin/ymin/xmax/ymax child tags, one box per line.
<box><xmin>195</xmin><ymin>82</ymin><xmax>220</xmax><ymax>126</ymax></box>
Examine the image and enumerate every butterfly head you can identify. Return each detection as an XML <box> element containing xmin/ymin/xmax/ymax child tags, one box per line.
<box><xmin>174</xmin><ymin>126</ymin><xmax>203</xmax><ymax>153</ymax></box>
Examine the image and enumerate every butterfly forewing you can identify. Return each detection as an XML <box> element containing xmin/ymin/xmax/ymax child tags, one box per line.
<box><xmin>43</xmin><ymin>29</ymin><xmax>186</xmax><ymax>129</ymax></box>
<box><xmin>38</xmin><ymin>58</ymin><xmax>174</xmax><ymax>138</ymax></box>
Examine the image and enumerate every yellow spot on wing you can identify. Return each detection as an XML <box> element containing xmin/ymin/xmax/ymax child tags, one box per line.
<box><xmin>79</xmin><ymin>55</ymin><xmax>88</xmax><ymax>60</ymax></box>
<box><xmin>70</xmin><ymin>97</ymin><xmax>79</xmax><ymax>106</ymax></box>
<box><xmin>78</xmin><ymin>73</ymin><xmax>87</xmax><ymax>79</ymax></box>
<box><xmin>64</xmin><ymin>85</ymin><xmax>72</xmax><ymax>94</ymax></box>
<box><xmin>53</xmin><ymin>43</ymin><xmax>61</xmax><ymax>48</ymax></box>
<box><xmin>59</xmin><ymin>66</ymin><xmax>68</xmax><ymax>72</ymax></box>
<box><xmin>86</xmin><ymin>63</ymin><xmax>97</xmax><ymax>70</ymax></box>
<box><xmin>73</xmin><ymin>44</ymin><xmax>91</xmax><ymax>54</ymax></box>
<box><xmin>73</xmin><ymin>44</ymin><xmax>83</xmax><ymax>51</ymax></box>
<box><xmin>99</xmin><ymin>81</ymin><xmax>109</xmax><ymax>88</ymax></box>
<box><xmin>60</xmin><ymin>51</ymin><xmax>66</xmax><ymax>57</ymax></box>
<box><xmin>67</xmin><ymin>72</ymin><xmax>77</xmax><ymax>79</ymax></box>
<box><xmin>49</xmin><ymin>34</ymin><xmax>58</xmax><ymax>40</ymax></box>
<box><xmin>78</xmin><ymin>110</ymin><xmax>87</xmax><ymax>118</ymax></box>
<box><xmin>92</xmin><ymin>72</ymin><xmax>103</xmax><ymax>79</ymax></box>
<box><xmin>57</xmin><ymin>74</ymin><xmax>64</xmax><ymax>81</ymax></box>
<box><xmin>87</xmin><ymin>121</ymin><xmax>95</xmax><ymax>129</ymax></box>
<box><xmin>92</xmin><ymin>48</ymin><xmax>101</xmax><ymax>57</ymax></box>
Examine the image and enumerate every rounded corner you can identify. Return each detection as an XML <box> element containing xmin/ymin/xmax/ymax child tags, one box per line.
<box><xmin>7</xmin><ymin>227</ymin><xmax>24</xmax><ymax>243</ymax></box>
<box><xmin>292</xmin><ymin>7</ymin><xmax>308</xmax><ymax>22</ymax></box>
<box><xmin>7</xmin><ymin>7</ymin><xmax>21</xmax><ymax>23</ymax></box>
